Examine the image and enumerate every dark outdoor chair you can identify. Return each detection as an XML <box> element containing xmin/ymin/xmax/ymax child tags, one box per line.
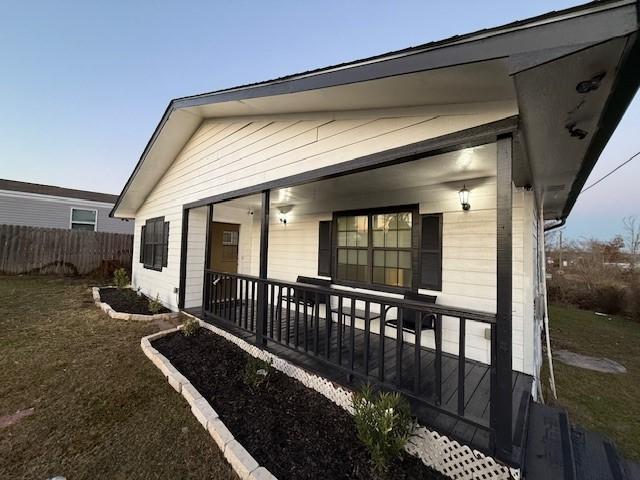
<box><xmin>276</xmin><ymin>276</ymin><xmax>332</xmax><ymax>322</ymax></box>
<box><xmin>384</xmin><ymin>291</ymin><xmax>437</xmax><ymax>334</ymax></box>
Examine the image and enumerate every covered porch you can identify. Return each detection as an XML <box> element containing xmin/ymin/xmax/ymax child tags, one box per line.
<box><xmin>177</xmin><ymin>121</ymin><xmax>531</xmax><ymax>465</ymax></box>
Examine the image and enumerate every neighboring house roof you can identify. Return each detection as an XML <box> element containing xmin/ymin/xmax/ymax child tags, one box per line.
<box><xmin>111</xmin><ymin>0</ymin><xmax>640</xmax><ymax>220</ymax></box>
<box><xmin>0</xmin><ymin>179</ymin><xmax>120</xmax><ymax>204</ymax></box>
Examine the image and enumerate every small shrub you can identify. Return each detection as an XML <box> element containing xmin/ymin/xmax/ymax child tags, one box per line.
<box><xmin>182</xmin><ymin>316</ymin><xmax>200</xmax><ymax>337</ymax></box>
<box><xmin>352</xmin><ymin>384</ymin><xmax>416</xmax><ymax>476</ymax></box>
<box><xmin>113</xmin><ymin>268</ymin><xmax>129</xmax><ymax>289</ymax></box>
<box><xmin>148</xmin><ymin>294</ymin><xmax>163</xmax><ymax>314</ymax></box>
<box><xmin>243</xmin><ymin>356</ymin><xmax>274</xmax><ymax>389</ymax></box>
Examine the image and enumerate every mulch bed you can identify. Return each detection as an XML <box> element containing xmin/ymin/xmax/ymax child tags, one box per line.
<box><xmin>99</xmin><ymin>287</ymin><xmax>170</xmax><ymax>315</ymax></box>
<box><xmin>153</xmin><ymin>329</ymin><xmax>448</xmax><ymax>480</ymax></box>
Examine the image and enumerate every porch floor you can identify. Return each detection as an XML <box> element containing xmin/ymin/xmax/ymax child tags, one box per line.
<box><xmin>184</xmin><ymin>303</ymin><xmax>532</xmax><ymax>461</ymax></box>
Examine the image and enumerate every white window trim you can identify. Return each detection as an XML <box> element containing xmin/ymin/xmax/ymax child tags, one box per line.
<box><xmin>69</xmin><ymin>207</ymin><xmax>98</xmax><ymax>231</ymax></box>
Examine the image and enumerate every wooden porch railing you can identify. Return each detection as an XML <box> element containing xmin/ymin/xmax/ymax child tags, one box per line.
<box><xmin>202</xmin><ymin>269</ymin><xmax>498</xmax><ymax>448</ymax></box>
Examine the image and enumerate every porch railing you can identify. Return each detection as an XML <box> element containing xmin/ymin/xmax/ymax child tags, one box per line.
<box><xmin>202</xmin><ymin>269</ymin><xmax>498</xmax><ymax>447</ymax></box>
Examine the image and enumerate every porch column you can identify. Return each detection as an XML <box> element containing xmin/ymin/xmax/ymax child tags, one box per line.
<box><xmin>494</xmin><ymin>135</ymin><xmax>513</xmax><ymax>459</ymax></box>
<box><xmin>178</xmin><ymin>207</ymin><xmax>190</xmax><ymax>309</ymax></box>
<box><xmin>201</xmin><ymin>204</ymin><xmax>213</xmax><ymax>312</ymax></box>
<box><xmin>255</xmin><ymin>190</ymin><xmax>270</xmax><ymax>346</ymax></box>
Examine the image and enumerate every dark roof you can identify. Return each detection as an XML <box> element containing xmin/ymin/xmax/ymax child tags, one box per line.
<box><xmin>0</xmin><ymin>179</ymin><xmax>120</xmax><ymax>204</ymax></box>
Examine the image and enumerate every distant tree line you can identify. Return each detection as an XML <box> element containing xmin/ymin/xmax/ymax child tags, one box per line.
<box><xmin>545</xmin><ymin>215</ymin><xmax>640</xmax><ymax>320</ymax></box>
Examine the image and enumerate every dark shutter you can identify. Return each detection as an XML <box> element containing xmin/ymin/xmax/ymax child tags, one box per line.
<box><xmin>318</xmin><ymin>220</ymin><xmax>332</xmax><ymax>277</ymax></box>
<box><xmin>139</xmin><ymin>225</ymin><xmax>146</xmax><ymax>263</ymax></box>
<box><xmin>419</xmin><ymin>214</ymin><xmax>442</xmax><ymax>290</ymax></box>
<box><xmin>162</xmin><ymin>221</ymin><xmax>170</xmax><ymax>267</ymax></box>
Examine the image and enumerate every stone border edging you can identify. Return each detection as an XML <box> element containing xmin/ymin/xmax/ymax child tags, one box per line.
<box><xmin>92</xmin><ymin>286</ymin><xmax>180</xmax><ymax>322</ymax></box>
<box><xmin>179</xmin><ymin>314</ymin><xmax>519</xmax><ymax>480</ymax></box>
<box><xmin>141</xmin><ymin>326</ymin><xmax>276</xmax><ymax>480</ymax></box>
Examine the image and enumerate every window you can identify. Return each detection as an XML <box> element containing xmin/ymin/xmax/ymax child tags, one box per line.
<box><xmin>334</xmin><ymin>208</ymin><xmax>415</xmax><ymax>290</ymax></box>
<box><xmin>70</xmin><ymin>208</ymin><xmax>97</xmax><ymax>231</ymax></box>
<box><xmin>372</xmin><ymin>212</ymin><xmax>413</xmax><ymax>288</ymax></box>
<box><xmin>140</xmin><ymin>217</ymin><xmax>169</xmax><ymax>270</ymax></box>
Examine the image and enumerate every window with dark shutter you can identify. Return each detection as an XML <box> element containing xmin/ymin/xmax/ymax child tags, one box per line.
<box><xmin>318</xmin><ymin>221</ymin><xmax>332</xmax><ymax>276</ymax></box>
<box><xmin>419</xmin><ymin>214</ymin><xmax>442</xmax><ymax>291</ymax></box>
<box><xmin>141</xmin><ymin>217</ymin><xmax>169</xmax><ymax>270</ymax></box>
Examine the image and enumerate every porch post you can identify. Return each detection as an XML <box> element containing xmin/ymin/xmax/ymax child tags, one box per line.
<box><xmin>178</xmin><ymin>207</ymin><xmax>190</xmax><ymax>309</ymax></box>
<box><xmin>494</xmin><ymin>135</ymin><xmax>513</xmax><ymax>459</ymax></box>
<box><xmin>255</xmin><ymin>190</ymin><xmax>270</xmax><ymax>346</ymax></box>
<box><xmin>201</xmin><ymin>204</ymin><xmax>213</xmax><ymax>313</ymax></box>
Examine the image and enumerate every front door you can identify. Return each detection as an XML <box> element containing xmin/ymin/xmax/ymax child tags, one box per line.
<box><xmin>210</xmin><ymin>222</ymin><xmax>240</xmax><ymax>302</ymax></box>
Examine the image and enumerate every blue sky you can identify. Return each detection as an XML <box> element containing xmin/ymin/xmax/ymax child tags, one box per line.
<box><xmin>0</xmin><ymin>1</ymin><xmax>638</xmax><ymax>241</ymax></box>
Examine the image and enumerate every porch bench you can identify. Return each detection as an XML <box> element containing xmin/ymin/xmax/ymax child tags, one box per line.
<box><xmin>275</xmin><ymin>276</ymin><xmax>332</xmax><ymax>320</ymax></box>
<box><xmin>384</xmin><ymin>292</ymin><xmax>437</xmax><ymax>334</ymax></box>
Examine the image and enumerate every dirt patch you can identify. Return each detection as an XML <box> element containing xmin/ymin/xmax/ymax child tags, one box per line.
<box><xmin>153</xmin><ymin>329</ymin><xmax>446</xmax><ymax>480</ymax></box>
<box><xmin>99</xmin><ymin>287</ymin><xmax>170</xmax><ymax>315</ymax></box>
<box><xmin>0</xmin><ymin>408</ymin><xmax>34</xmax><ymax>429</ymax></box>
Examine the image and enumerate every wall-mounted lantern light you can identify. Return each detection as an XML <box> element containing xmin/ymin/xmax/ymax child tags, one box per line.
<box><xmin>459</xmin><ymin>185</ymin><xmax>471</xmax><ymax>211</ymax></box>
<box><xmin>278</xmin><ymin>205</ymin><xmax>293</xmax><ymax>225</ymax></box>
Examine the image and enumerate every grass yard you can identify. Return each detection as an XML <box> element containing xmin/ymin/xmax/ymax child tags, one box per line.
<box><xmin>544</xmin><ymin>304</ymin><xmax>640</xmax><ymax>460</ymax></box>
<box><xmin>0</xmin><ymin>276</ymin><xmax>236</xmax><ymax>479</ymax></box>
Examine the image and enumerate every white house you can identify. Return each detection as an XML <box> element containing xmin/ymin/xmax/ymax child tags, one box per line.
<box><xmin>111</xmin><ymin>0</ymin><xmax>639</xmax><ymax>471</ymax></box>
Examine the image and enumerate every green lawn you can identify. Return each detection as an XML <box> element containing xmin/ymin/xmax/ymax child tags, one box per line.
<box><xmin>0</xmin><ymin>276</ymin><xmax>236</xmax><ymax>479</ymax></box>
<box><xmin>545</xmin><ymin>304</ymin><xmax>640</xmax><ymax>460</ymax></box>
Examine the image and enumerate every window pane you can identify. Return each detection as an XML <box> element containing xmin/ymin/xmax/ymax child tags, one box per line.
<box><xmin>337</xmin><ymin>264</ymin><xmax>347</xmax><ymax>280</ymax></box>
<box><xmin>398</xmin><ymin>230</ymin><xmax>412</xmax><ymax>248</ymax></box>
<box><xmin>385</xmin><ymin>268</ymin><xmax>398</xmax><ymax>286</ymax></box>
<box><xmin>72</xmin><ymin>209</ymin><xmax>96</xmax><ymax>222</ymax></box>
<box><xmin>338</xmin><ymin>249</ymin><xmax>347</xmax><ymax>264</ymax></box>
<box><xmin>144</xmin><ymin>245</ymin><xmax>153</xmax><ymax>264</ymax></box>
<box><xmin>397</xmin><ymin>212</ymin><xmax>412</xmax><ymax>230</ymax></box>
<box><xmin>154</xmin><ymin>245</ymin><xmax>162</xmax><ymax>266</ymax></box>
<box><xmin>348</xmin><ymin>249</ymin><xmax>358</xmax><ymax>264</ymax></box>
<box><xmin>372</xmin><ymin>214</ymin><xmax>385</xmax><ymax>230</ymax></box>
<box><xmin>385</xmin><ymin>250</ymin><xmax>398</xmax><ymax>267</ymax></box>
<box><xmin>346</xmin><ymin>231</ymin><xmax>357</xmax><ymax>246</ymax></box>
<box><xmin>358</xmin><ymin>250</ymin><xmax>368</xmax><ymax>265</ymax></box>
<box><xmin>154</xmin><ymin>221</ymin><xmax>163</xmax><ymax>242</ymax></box>
<box><xmin>71</xmin><ymin>223</ymin><xmax>94</xmax><ymax>231</ymax></box>
<box><xmin>399</xmin><ymin>251</ymin><xmax>411</xmax><ymax>269</ymax></box>
<box><xmin>373</xmin><ymin>250</ymin><xmax>384</xmax><ymax>266</ymax></box>
<box><xmin>373</xmin><ymin>231</ymin><xmax>384</xmax><ymax>247</ymax></box>
<box><xmin>372</xmin><ymin>267</ymin><xmax>385</xmax><ymax>284</ymax></box>
<box><xmin>385</xmin><ymin>230</ymin><xmax>397</xmax><ymax>247</ymax></box>
<box><xmin>357</xmin><ymin>265</ymin><xmax>367</xmax><ymax>282</ymax></box>
<box><xmin>338</xmin><ymin>232</ymin><xmax>347</xmax><ymax>247</ymax></box>
<box><xmin>347</xmin><ymin>264</ymin><xmax>358</xmax><ymax>281</ymax></box>
<box><xmin>357</xmin><ymin>216</ymin><xmax>368</xmax><ymax>232</ymax></box>
<box><xmin>386</xmin><ymin>213</ymin><xmax>398</xmax><ymax>230</ymax></box>
<box><xmin>357</xmin><ymin>231</ymin><xmax>368</xmax><ymax>247</ymax></box>
<box><xmin>398</xmin><ymin>269</ymin><xmax>412</xmax><ymax>287</ymax></box>
<box><xmin>338</xmin><ymin>217</ymin><xmax>346</xmax><ymax>231</ymax></box>
<box><xmin>346</xmin><ymin>216</ymin><xmax>357</xmax><ymax>230</ymax></box>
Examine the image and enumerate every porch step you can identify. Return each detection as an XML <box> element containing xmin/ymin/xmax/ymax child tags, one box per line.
<box><xmin>523</xmin><ymin>403</ymin><xmax>638</xmax><ymax>480</ymax></box>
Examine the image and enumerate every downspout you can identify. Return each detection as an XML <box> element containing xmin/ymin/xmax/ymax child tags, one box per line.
<box><xmin>539</xmin><ymin>212</ymin><xmax>559</xmax><ymax>400</ymax></box>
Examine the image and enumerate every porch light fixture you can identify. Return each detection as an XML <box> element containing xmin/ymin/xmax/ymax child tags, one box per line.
<box><xmin>278</xmin><ymin>205</ymin><xmax>293</xmax><ymax>225</ymax></box>
<box><xmin>459</xmin><ymin>185</ymin><xmax>471</xmax><ymax>211</ymax></box>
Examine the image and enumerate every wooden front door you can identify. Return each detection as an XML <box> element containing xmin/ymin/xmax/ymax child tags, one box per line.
<box><xmin>210</xmin><ymin>222</ymin><xmax>240</xmax><ymax>273</ymax></box>
<box><xmin>210</xmin><ymin>222</ymin><xmax>240</xmax><ymax>303</ymax></box>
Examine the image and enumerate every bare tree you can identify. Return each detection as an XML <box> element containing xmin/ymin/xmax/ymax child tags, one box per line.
<box><xmin>623</xmin><ymin>216</ymin><xmax>640</xmax><ymax>270</ymax></box>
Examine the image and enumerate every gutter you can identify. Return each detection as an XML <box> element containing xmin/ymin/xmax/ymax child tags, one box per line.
<box><xmin>543</xmin><ymin>218</ymin><xmax>567</xmax><ymax>232</ymax></box>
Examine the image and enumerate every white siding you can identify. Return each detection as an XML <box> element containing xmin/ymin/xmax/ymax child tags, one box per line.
<box><xmin>129</xmin><ymin>103</ymin><xmax>545</xmax><ymax>374</ymax></box>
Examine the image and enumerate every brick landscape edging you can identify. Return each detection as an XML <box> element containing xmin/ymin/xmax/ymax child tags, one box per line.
<box><xmin>92</xmin><ymin>286</ymin><xmax>180</xmax><ymax>322</ymax></box>
<box><xmin>140</xmin><ymin>327</ymin><xmax>276</xmax><ymax>480</ymax></box>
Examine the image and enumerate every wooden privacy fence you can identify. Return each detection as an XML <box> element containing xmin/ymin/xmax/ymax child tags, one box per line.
<box><xmin>0</xmin><ymin>224</ymin><xmax>133</xmax><ymax>275</ymax></box>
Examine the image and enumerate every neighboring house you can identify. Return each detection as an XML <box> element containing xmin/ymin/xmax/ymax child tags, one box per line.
<box><xmin>111</xmin><ymin>0</ymin><xmax>639</xmax><ymax>474</ymax></box>
<box><xmin>0</xmin><ymin>179</ymin><xmax>133</xmax><ymax>234</ymax></box>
